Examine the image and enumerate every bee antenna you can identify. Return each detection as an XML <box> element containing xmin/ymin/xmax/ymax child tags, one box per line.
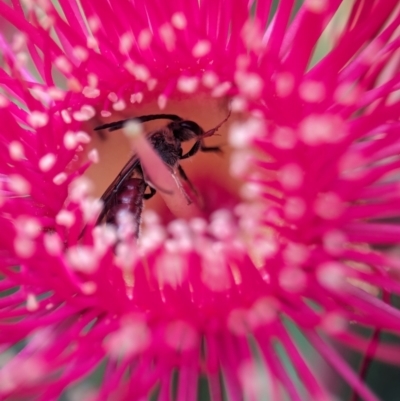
<box><xmin>94</xmin><ymin>114</ymin><xmax>185</xmax><ymax>132</ymax></box>
<box><xmin>94</xmin><ymin>120</ymin><xmax>127</xmax><ymax>132</ymax></box>
<box><xmin>203</xmin><ymin>109</ymin><xmax>231</xmax><ymax>138</ymax></box>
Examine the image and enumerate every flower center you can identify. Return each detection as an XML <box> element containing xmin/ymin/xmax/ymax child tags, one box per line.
<box><xmin>84</xmin><ymin>94</ymin><xmax>241</xmax><ymax>221</ymax></box>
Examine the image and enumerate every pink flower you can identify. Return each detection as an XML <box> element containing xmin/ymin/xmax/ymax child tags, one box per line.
<box><xmin>0</xmin><ymin>0</ymin><xmax>400</xmax><ymax>400</ymax></box>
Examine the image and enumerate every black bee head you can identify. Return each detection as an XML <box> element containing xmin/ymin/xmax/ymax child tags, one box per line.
<box><xmin>170</xmin><ymin>120</ymin><xmax>205</xmax><ymax>142</ymax></box>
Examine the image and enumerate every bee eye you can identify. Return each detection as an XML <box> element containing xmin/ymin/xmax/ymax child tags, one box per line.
<box><xmin>181</xmin><ymin>122</ymin><xmax>195</xmax><ymax>129</ymax></box>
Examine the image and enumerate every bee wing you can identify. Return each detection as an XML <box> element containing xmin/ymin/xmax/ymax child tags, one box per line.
<box><xmin>94</xmin><ymin>114</ymin><xmax>184</xmax><ymax>132</ymax></box>
<box><xmin>97</xmin><ymin>154</ymin><xmax>142</xmax><ymax>224</ymax></box>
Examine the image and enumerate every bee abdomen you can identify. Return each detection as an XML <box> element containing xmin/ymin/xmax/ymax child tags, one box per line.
<box><xmin>106</xmin><ymin>178</ymin><xmax>146</xmax><ymax>237</ymax></box>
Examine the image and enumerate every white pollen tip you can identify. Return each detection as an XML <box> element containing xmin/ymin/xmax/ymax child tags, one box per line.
<box><xmin>26</xmin><ymin>293</ymin><xmax>39</xmax><ymax>311</ymax></box>
<box><xmin>56</xmin><ymin>210</ymin><xmax>76</xmax><ymax>228</ymax></box>
<box><xmin>61</xmin><ymin>109</ymin><xmax>72</xmax><ymax>124</ymax></box>
<box><xmin>14</xmin><ymin>236</ymin><xmax>35</xmax><ymax>258</ymax></box>
<box><xmin>82</xmin><ymin>86</ymin><xmax>100</xmax><ymax>99</ymax></box>
<box><xmin>72</xmin><ymin>46</ymin><xmax>88</xmax><ymax>61</ymax></box>
<box><xmin>87</xmin><ymin>36</ymin><xmax>99</xmax><ymax>50</ymax></box>
<box><xmin>38</xmin><ymin>153</ymin><xmax>56</xmax><ymax>172</ymax></box>
<box><xmin>130</xmin><ymin>92</ymin><xmax>144</xmax><ymax>104</ymax></box>
<box><xmin>192</xmin><ymin>40</ymin><xmax>211</xmax><ymax>58</ymax></box>
<box><xmin>119</xmin><ymin>32</ymin><xmax>134</xmax><ymax>54</ymax></box>
<box><xmin>202</xmin><ymin>71</ymin><xmax>219</xmax><ymax>88</ymax></box>
<box><xmin>87</xmin><ymin>73</ymin><xmax>98</xmax><ymax>88</ymax></box>
<box><xmin>88</xmin><ymin>149</ymin><xmax>100</xmax><ymax>164</ymax></box>
<box><xmin>88</xmin><ymin>16</ymin><xmax>100</xmax><ymax>32</ymax></box>
<box><xmin>27</xmin><ymin>111</ymin><xmax>49</xmax><ymax>128</ymax></box>
<box><xmin>158</xmin><ymin>94</ymin><xmax>167</xmax><ymax>110</ymax></box>
<box><xmin>147</xmin><ymin>79</ymin><xmax>157</xmax><ymax>91</ymax></box>
<box><xmin>317</xmin><ymin>262</ymin><xmax>346</xmax><ymax>290</ymax></box>
<box><xmin>72</xmin><ymin>105</ymin><xmax>96</xmax><ymax>122</ymax></box>
<box><xmin>171</xmin><ymin>12</ymin><xmax>187</xmax><ymax>29</ymax></box>
<box><xmin>43</xmin><ymin>232</ymin><xmax>63</xmax><ymax>256</ymax></box>
<box><xmin>229</xmin><ymin>118</ymin><xmax>264</xmax><ymax>148</ymax></box>
<box><xmin>81</xmin><ymin>281</ymin><xmax>97</xmax><ymax>295</ymax></box>
<box><xmin>67</xmin><ymin>246</ymin><xmax>98</xmax><ymax>274</ymax></box>
<box><xmin>76</xmin><ymin>131</ymin><xmax>91</xmax><ymax>144</ymax></box>
<box><xmin>212</xmin><ymin>82</ymin><xmax>232</xmax><ymax>97</ymax></box>
<box><xmin>63</xmin><ymin>131</ymin><xmax>77</xmax><ymax>149</ymax></box>
<box><xmin>9</xmin><ymin>175</ymin><xmax>31</xmax><ymax>195</ymax></box>
<box><xmin>0</xmin><ymin>93</ymin><xmax>10</xmax><ymax>107</ymax></box>
<box><xmin>9</xmin><ymin>141</ymin><xmax>25</xmax><ymax>161</ymax></box>
<box><xmin>123</xmin><ymin>120</ymin><xmax>143</xmax><ymax>138</ymax></box>
<box><xmin>138</xmin><ymin>29</ymin><xmax>152</xmax><ymax>49</ymax></box>
<box><xmin>53</xmin><ymin>172</ymin><xmax>67</xmax><ymax>185</ymax></box>
<box><xmin>305</xmin><ymin>0</ymin><xmax>327</xmax><ymax>13</ymax></box>
<box><xmin>275</xmin><ymin>72</ymin><xmax>294</xmax><ymax>97</ymax></box>
<box><xmin>69</xmin><ymin>177</ymin><xmax>94</xmax><ymax>201</ymax></box>
<box><xmin>177</xmin><ymin>76</ymin><xmax>199</xmax><ymax>93</ymax></box>
<box><xmin>107</xmin><ymin>92</ymin><xmax>118</xmax><ymax>102</ymax></box>
<box><xmin>112</xmin><ymin>99</ymin><xmax>127</xmax><ymax>111</ymax></box>
<box><xmin>47</xmin><ymin>87</ymin><xmax>65</xmax><ymax>100</ymax></box>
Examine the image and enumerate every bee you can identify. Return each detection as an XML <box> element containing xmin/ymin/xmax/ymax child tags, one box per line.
<box><xmin>94</xmin><ymin>113</ymin><xmax>230</xmax><ymax>236</ymax></box>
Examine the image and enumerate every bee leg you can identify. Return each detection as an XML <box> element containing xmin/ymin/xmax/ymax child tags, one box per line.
<box><xmin>180</xmin><ymin>141</ymin><xmax>223</xmax><ymax>160</ymax></box>
<box><xmin>180</xmin><ymin>141</ymin><xmax>201</xmax><ymax>159</ymax></box>
<box><xmin>177</xmin><ymin>165</ymin><xmax>199</xmax><ymax>196</ymax></box>
<box><xmin>144</xmin><ymin>186</ymin><xmax>156</xmax><ymax>200</ymax></box>
<box><xmin>200</xmin><ymin>141</ymin><xmax>223</xmax><ymax>154</ymax></box>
